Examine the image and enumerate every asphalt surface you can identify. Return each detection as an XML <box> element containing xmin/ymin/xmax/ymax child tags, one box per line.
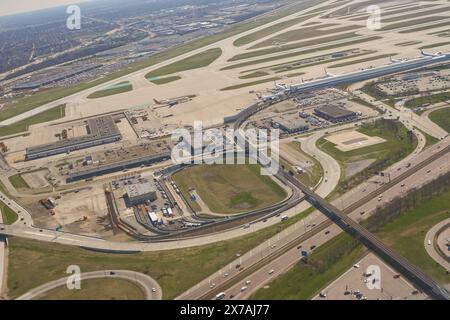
<box><xmin>0</xmin><ymin>210</ymin><xmax>6</xmax><ymax>298</ymax></box>
<box><xmin>177</xmin><ymin>138</ymin><xmax>450</xmax><ymax>300</ymax></box>
<box><xmin>424</xmin><ymin>219</ymin><xmax>450</xmax><ymax>271</ymax></box>
<box><xmin>17</xmin><ymin>270</ymin><xmax>162</xmax><ymax>300</ymax></box>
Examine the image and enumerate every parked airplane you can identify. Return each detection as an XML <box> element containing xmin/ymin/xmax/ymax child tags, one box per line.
<box><xmin>324</xmin><ymin>67</ymin><xmax>335</xmax><ymax>78</ymax></box>
<box><xmin>420</xmin><ymin>49</ymin><xmax>442</xmax><ymax>58</ymax></box>
<box><xmin>153</xmin><ymin>96</ymin><xmax>192</xmax><ymax>107</ymax></box>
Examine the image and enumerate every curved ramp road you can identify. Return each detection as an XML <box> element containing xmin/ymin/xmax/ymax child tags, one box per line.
<box><xmin>17</xmin><ymin>270</ymin><xmax>162</xmax><ymax>300</ymax></box>
<box><xmin>424</xmin><ymin>219</ymin><xmax>450</xmax><ymax>271</ymax></box>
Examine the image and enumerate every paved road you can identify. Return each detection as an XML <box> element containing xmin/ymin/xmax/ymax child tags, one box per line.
<box><xmin>0</xmin><ymin>209</ymin><xmax>6</xmax><ymax>298</ymax></box>
<box><xmin>0</xmin><ymin>0</ymin><xmax>337</xmax><ymax>127</ymax></box>
<box><xmin>177</xmin><ymin>138</ymin><xmax>450</xmax><ymax>299</ymax></box>
<box><xmin>424</xmin><ymin>219</ymin><xmax>450</xmax><ymax>271</ymax></box>
<box><xmin>17</xmin><ymin>270</ymin><xmax>162</xmax><ymax>300</ymax></box>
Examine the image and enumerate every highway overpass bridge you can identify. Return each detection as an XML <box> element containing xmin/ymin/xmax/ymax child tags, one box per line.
<box><xmin>283</xmin><ymin>172</ymin><xmax>450</xmax><ymax>300</ymax></box>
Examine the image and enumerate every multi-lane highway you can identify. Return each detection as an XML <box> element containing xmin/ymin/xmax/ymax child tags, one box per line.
<box><xmin>177</xmin><ymin>141</ymin><xmax>450</xmax><ymax>300</ymax></box>
<box><xmin>0</xmin><ymin>211</ymin><xmax>6</xmax><ymax>299</ymax></box>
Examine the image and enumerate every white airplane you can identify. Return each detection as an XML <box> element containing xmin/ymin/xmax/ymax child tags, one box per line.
<box><xmin>323</xmin><ymin>67</ymin><xmax>335</xmax><ymax>78</ymax></box>
<box><xmin>153</xmin><ymin>96</ymin><xmax>191</xmax><ymax>107</ymax></box>
<box><xmin>275</xmin><ymin>82</ymin><xmax>290</xmax><ymax>91</ymax></box>
<box><xmin>390</xmin><ymin>56</ymin><xmax>405</xmax><ymax>64</ymax></box>
<box><xmin>420</xmin><ymin>49</ymin><xmax>442</xmax><ymax>57</ymax></box>
<box><xmin>256</xmin><ymin>92</ymin><xmax>275</xmax><ymax>101</ymax></box>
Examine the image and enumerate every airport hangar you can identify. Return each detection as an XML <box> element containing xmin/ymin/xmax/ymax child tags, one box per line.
<box><xmin>25</xmin><ymin>115</ymin><xmax>122</xmax><ymax>160</ymax></box>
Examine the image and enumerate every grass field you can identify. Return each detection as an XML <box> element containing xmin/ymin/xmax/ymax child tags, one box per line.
<box><xmin>38</xmin><ymin>278</ymin><xmax>146</xmax><ymax>300</ymax></box>
<box><xmin>317</xmin><ymin>120</ymin><xmax>417</xmax><ymax>194</ymax></box>
<box><xmin>328</xmin><ymin>54</ymin><xmax>394</xmax><ymax>69</ymax></box>
<box><xmin>0</xmin><ymin>104</ymin><xmax>66</xmax><ymax>138</ymax></box>
<box><xmin>222</xmin><ymin>36</ymin><xmax>382</xmax><ymax>70</ymax></box>
<box><xmin>429</xmin><ymin>108</ymin><xmax>450</xmax><ymax>133</ymax></box>
<box><xmin>375</xmin><ymin>190</ymin><xmax>450</xmax><ymax>284</ymax></box>
<box><xmin>8</xmin><ymin>174</ymin><xmax>30</xmax><ymax>190</ymax></box>
<box><xmin>221</xmin><ymin>77</ymin><xmax>282</xmax><ymax>91</ymax></box>
<box><xmin>238</xmin><ymin>71</ymin><xmax>270</xmax><ymax>79</ymax></box>
<box><xmin>0</xmin><ymin>201</ymin><xmax>18</xmax><ymax>225</ymax></box>
<box><xmin>145</xmin><ymin>48</ymin><xmax>222</xmax><ymax>79</ymax></box>
<box><xmin>404</xmin><ymin>92</ymin><xmax>450</xmax><ymax>109</ymax></box>
<box><xmin>172</xmin><ymin>164</ymin><xmax>287</xmax><ymax>214</ymax></box>
<box><xmin>6</xmin><ymin>206</ymin><xmax>314</xmax><ymax>300</ymax></box>
<box><xmin>230</xmin><ymin>32</ymin><xmax>359</xmax><ymax>61</ymax></box>
<box><xmin>87</xmin><ymin>82</ymin><xmax>133</xmax><ymax>99</ymax></box>
<box><xmin>253</xmin><ymin>24</ymin><xmax>360</xmax><ymax>49</ymax></box>
<box><xmin>252</xmin><ymin>189</ymin><xmax>450</xmax><ymax>300</ymax></box>
<box><xmin>382</xmin><ymin>16</ymin><xmax>449</xmax><ymax>32</ymax></box>
<box><xmin>233</xmin><ymin>14</ymin><xmax>318</xmax><ymax>47</ymax></box>
<box><xmin>420</xmin><ymin>41</ymin><xmax>450</xmax><ymax>50</ymax></box>
<box><xmin>149</xmin><ymin>76</ymin><xmax>181</xmax><ymax>85</ymax></box>
<box><xmin>415</xmin><ymin>128</ymin><xmax>439</xmax><ymax>148</ymax></box>
<box><xmin>399</xmin><ymin>21</ymin><xmax>450</xmax><ymax>34</ymax></box>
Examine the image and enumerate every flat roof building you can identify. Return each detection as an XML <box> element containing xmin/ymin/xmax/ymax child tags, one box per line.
<box><xmin>125</xmin><ymin>182</ymin><xmax>157</xmax><ymax>206</ymax></box>
<box><xmin>314</xmin><ymin>105</ymin><xmax>358</xmax><ymax>123</ymax></box>
<box><xmin>26</xmin><ymin>115</ymin><xmax>121</xmax><ymax>160</ymax></box>
<box><xmin>272</xmin><ymin>116</ymin><xmax>309</xmax><ymax>134</ymax></box>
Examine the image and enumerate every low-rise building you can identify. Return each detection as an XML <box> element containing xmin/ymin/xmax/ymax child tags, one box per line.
<box><xmin>125</xmin><ymin>182</ymin><xmax>157</xmax><ymax>206</ymax></box>
<box><xmin>314</xmin><ymin>105</ymin><xmax>358</xmax><ymax>123</ymax></box>
<box><xmin>271</xmin><ymin>116</ymin><xmax>309</xmax><ymax>134</ymax></box>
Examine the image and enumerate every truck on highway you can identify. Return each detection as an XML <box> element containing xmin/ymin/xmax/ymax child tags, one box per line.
<box><xmin>281</xmin><ymin>215</ymin><xmax>289</xmax><ymax>221</ymax></box>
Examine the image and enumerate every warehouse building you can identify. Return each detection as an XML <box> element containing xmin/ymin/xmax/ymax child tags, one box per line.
<box><xmin>26</xmin><ymin>115</ymin><xmax>122</xmax><ymax>160</ymax></box>
<box><xmin>314</xmin><ymin>105</ymin><xmax>358</xmax><ymax>123</ymax></box>
<box><xmin>271</xmin><ymin>116</ymin><xmax>309</xmax><ymax>134</ymax></box>
<box><xmin>125</xmin><ymin>182</ymin><xmax>157</xmax><ymax>206</ymax></box>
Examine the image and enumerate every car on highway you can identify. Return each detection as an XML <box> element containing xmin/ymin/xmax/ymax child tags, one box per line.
<box><xmin>268</xmin><ymin>269</ymin><xmax>275</xmax><ymax>275</ymax></box>
<box><xmin>152</xmin><ymin>288</ymin><xmax>157</xmax><ymax>293</ymax></box>
<box><xmin>325</xmin><ymin>230</ymin><xmax>330</xmax><ymax>235</ymax></box>
<box><xmin>215</xmin><ymin>292</ymin><xmax>226</xmax><ymax>300</ymax></box>
<box><xmin>310</xmin><ymin>245</ymin><xmax>316</xmax><ymax>250</ymax></box>
<box><xmin>240</xmin><ymin>286</ymin><xmax>247</xmax><ymax>292</ymax></box>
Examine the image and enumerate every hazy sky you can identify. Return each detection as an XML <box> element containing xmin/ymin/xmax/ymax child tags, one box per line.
<box><xmin>0</xmin><ymin>0</ymin><xmax>90</xmax><ymax>17</ymax></box>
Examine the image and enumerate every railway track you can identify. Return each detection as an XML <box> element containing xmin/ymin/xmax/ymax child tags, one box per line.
<box><xmin>197</xmin><ymin>144</ymin><xmax>450</xmax><ymax>300</ymax></box>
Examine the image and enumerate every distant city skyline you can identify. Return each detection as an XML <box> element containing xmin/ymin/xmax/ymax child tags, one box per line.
<box><xmin>0</xmin><ymin>0</ymin><xmax>91</xmax><ymax>17</ymax></box>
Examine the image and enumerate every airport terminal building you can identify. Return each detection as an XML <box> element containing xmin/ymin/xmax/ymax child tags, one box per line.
<box><xmin>26</xmin><ymin>115</ymin><xmax>122</xmax><ymax>160</ymax></box>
